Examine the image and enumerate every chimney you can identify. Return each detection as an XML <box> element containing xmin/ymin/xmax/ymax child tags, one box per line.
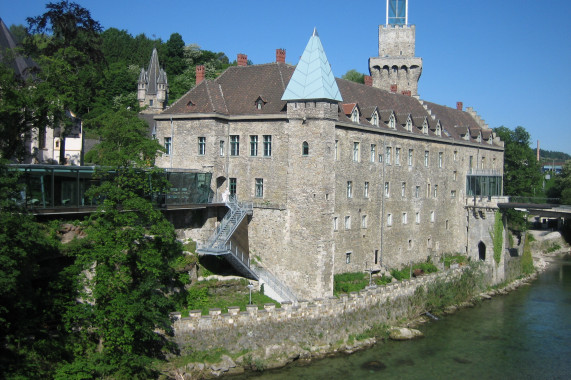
<box><xmin>401</xmin><ymin>90</ymin><xmax>411</xmax><ymax>96</ymax></box>
<box><xmin>390</xmin><ymin>84</ymin><xmax>397</xmax><ymax>93</ymax></box>
<box><xmin>276</xmin><ymin>49</ymin><xmax>286</xmax><ymax>63</ymax></box>
<box><xmin>537</xmin><ymin>140</ymin><xmax>540</xmax><ymax>162</ymax></box>
<box><xmin>364</xmin><ymin>75</ymin><xmax>372</xmax><ymax>86</ymax></box>
<box><xmin>456</xmin><ymin>101</ymin><xmax>463</xmax><ymax>111</ymax></box>
<box><xmin>237</xmin><ymin>53</ymin><xmax>248</xmax><ymax>67</ymax></box>
<box><xmin>196</xmin><ymin>65</ymin><xmax>205</xmax><ymax>85</ymax></box>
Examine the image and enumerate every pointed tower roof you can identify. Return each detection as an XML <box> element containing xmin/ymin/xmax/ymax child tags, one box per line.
<box><xmin>145</xmin><ymin>47</ymin><xmax>162</xmax><ymax>95</ymax></box>
<box><xmin>282</xmin><ymin>28</ymin><xmax>342</xmax><ymax>102</ymax></box>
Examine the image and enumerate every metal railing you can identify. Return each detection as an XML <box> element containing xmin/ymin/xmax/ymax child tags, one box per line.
<box><xmin>201</xmin><ymin>195</ymin><xmax>252</xmax><ymax>251</ymax></box>
<box><xmin>252</xmin><ymin>266</ymin><xmax>298</xmax><ymax>304</ymax></box>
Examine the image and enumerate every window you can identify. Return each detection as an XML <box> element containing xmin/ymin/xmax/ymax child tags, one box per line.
<box><xmin>378</xmin><ymin>153</ymin><xmax>383</xmax><ymax>163</ymax></box>
<box><xmin>415</xmin><ymin>186</ymin><xmax>420</xmax><ymax>198</ymax></box>
<box><xmin>438</xmin><ymin>152</ymin><xmax>443</xmax><ymax>168</ymax></box>
<box><xmin>347</xmin><ymin>181</ymin><xmax>353</xmax><ymax>198</ymax></box>
<box><xmin>386</xmin><ymin>147</ymin><xmax>392</xmax><ymax>165</ymax></box>
<box><xmin>333</xmin><ymin>217</ymin><xmax>338</xmax><ymax>231</ymax></box>
<box><xmin>263</xmin><ymin>135</ymin><xmax>272</xmax><ymax>157</ymax></box>
<box><xmin>451</xmin><ymin>190</ymin><xmax>456</xmax><ymax>198</ymax></box>
<box><xmin>164</xmin><ymin>137</ymin><xmax>172</xmax><ymax>155</ymax></box>
<box><xmin>469</xmin><ymin>156</ymin><xmax>473</xmax><ymax>170</ymax></box>
<box><xmin>454</xmin><ymin>150</ymin><xmax>458</xmax><ymax>161</ymax></box>
<box><xmin>229</xmin><ymin>178</ymin><xmax>237</xmax><ymax>196</ymax></box>
<box><xmin>395</xmin><ymin>148</ymin><xmax>401</xmax><ymax>165</ymax></box>
<box><xmin>370</xmin><ymin>144</ymin><xmax>376</xmax><ymax>162</ymax></box>
<box><xmin>430</xmin><ymin>211</ymin><xmax>435</xmax><ymax>223</ymax></box>
<box><xmin>346</xmin><ymin>252</ymin><xmax>351</xmax><ymax>264</ymax></box>
<box><xmin>364</xmin><ymin>182</ymin><xmax>369</xmax><ymax>198</ymax></box>
<box><xmin>361</xmin><ymin>215</ymin><xmax>368</xmax><ymax>228</ymax></box>
<box><xmin>427</xmin><ymin>184</ymin><xmax>431</xmax><ymax>198</ymax></box>
<box><xmin>434</xmin><ymin>185</ymin><xmax>438</xmax><ymax>198</ymax></box>
<box><xmin>408</xmin><ymin>149</ymin><xmax>413</xmax><ymax>166</ymax></box>
<box><xmin>402</xmin><ymin>212</ymin><xmax>408</xmax><ymax>224</ymax></box>
<box><xmin>415</xmin><ymin>212</ymin><xmax>420</xmax><ymax>224</ymax></box>
<box><xmin>149</xmin><ymin>99</ymin><xmax>153</xmax><ymax>106</ymax></box>
<box><xmin>351</xmin><ymin>109</ymin><xmax>359</xmax><ymax>123</ymax></box>
<box><xmin>198</xmin><ymin>137</ymin><xmax>206</xmax><ymax>155</ymax></box>
<box><xmin>250</xmin><ymin>135</ymin><xmax>258</xmax><ymax>156</ymax></box>
<box><xmin>255</xmin><ymin>178</ymin><xmax>263</xmax><ymax>198</ymax></box>
<box><xmin>384</xmin><ymin>182</ymin><xmax>390</xmax><ymax>197</ymax></box>
<box><xmin>453</xmin><ymin>171</ymin><xmax>457</xmax><ymax>181</ymax></box>
<box><xmin>345</xmin><ymin>216</ymin><xmax>351</xmax><ymax>229</ymax></box>
<box><xmin>371</xmin><ymin>112</ymin><xmax>379</xmax><ymax>126</ymax></box>
<box><xmin>401</xmin><ymin>182</ymin><xmax>406</xmax><ymax>197</ymax></box>
<box><xmin>424</xmin><ymin>151</ymin><xmax>429</xmax><ymax>167</ymax></box>
<box><xmin>335</xmin><ymin>140</ymin><xmax>339</xmax><ymax>160</ymax></box>
<box><xmin>219</xmin><ymin>140</ymin><xmax>225</xmax><ymax>156</ymax></box>
<box><xmin>481</xmin><ymin>156</ymin><xmax>485</xmax><ymax>169</ymax></box>
<box><xmin>353</xmin><ymin>142</ymin><xmax>360</xmax><ymax>162</ymax></box>
<box><xmin>387</xmin><ymin>213</ymin><xmax>393</xmax><ymax>226</ymax></box>
<box><xmin>302</xmin><ymin>141</ymin><xmax>309</xmax><ymax>156</ymax></box>
<box><xmin>230</xmin><ymin>135</ymin><xmax>240</xmax><ymax>156</ymax></box>
<box><xmin>389</xmin><ymin>114</ymin><xmax>396</xmax><ymax>129</ymax></box>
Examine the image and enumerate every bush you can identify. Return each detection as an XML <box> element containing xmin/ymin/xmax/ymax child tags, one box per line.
<box><xmin>521</xmin><ymin>234</ymin><xmax>534</xmax><ymax>274</ymax></box>
<box><xmin>334</xmin><ymin>272</ymin><xmax>368</xmax><ymax>295</ymax></box>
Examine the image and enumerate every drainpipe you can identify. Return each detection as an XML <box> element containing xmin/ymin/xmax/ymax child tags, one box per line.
<box><xmin>170</xmin><ymin>116</ymin><xmax>173</xmax><ymax>169</ymax></box>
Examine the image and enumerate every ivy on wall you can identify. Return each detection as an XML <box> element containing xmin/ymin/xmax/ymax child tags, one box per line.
<box><xmin>491</xmin><ymin>210</ymin><xmax>504</xmax><ymax>265</ymax></box>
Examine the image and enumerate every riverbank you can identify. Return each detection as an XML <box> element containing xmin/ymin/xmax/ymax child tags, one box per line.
<box><xmin>165</xmin><ymin>257</ymin><xmax>554</xmax><ymax>379</ymax></box>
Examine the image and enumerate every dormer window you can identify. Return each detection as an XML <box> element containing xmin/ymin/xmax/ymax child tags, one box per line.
<box><xmin>435</xmin><ymin>122</ymin><xmax>442</xmax><ymax>136</ymax></box>
<box><xmin>371</xmin><ymin>111</ymin><xmax>379</xmax><ymax>126</ymax></box>
<box><xmin>351</xmin><ymin>108</ymin><xmax>359</xmax><ymax>123</ymax></box>
<box><xmin>406</xmin><ymin>116</ymin><xmax>412</xmax><ymax>132</ymax></box>
<box><xmin>422</xmin><ymin>120</ymin><xmax>428</xmax><ymax>134</ymax></box>
<box><xmin>389</xmin><ymin>114</ymin><xmax>396</xmax><ymax>129</ymax></box>
<box><xmin>186</xmin><ymin>100</ymin><xmax>195</xmax><ymax>107</ymax></box>
<box><xmin>476</xmin><ymin>132</ymin><xmax>482</xmax><ymax>142</ymax></box>
<box><xmin>255</xmin><ymin>97</ymin><xmax>266</xmax><ymax>110</ymax></box>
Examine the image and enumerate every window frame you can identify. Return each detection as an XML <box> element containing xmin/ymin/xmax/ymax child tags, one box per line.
<box><xmin>230</xmin><ymin>135</ymin><xmax>240</xmax><ymax>156</ymax></box>
<box><xmin>250</xmin><ymin>135</ymin><xmax>258</xmax><ymax>157</ymax></box>
<box><xmin>263</xmin><ymin>135</ymin><xmax>272</xmax><ymax>157</ymax></box>
<box><xmin>255</xmin><ymin>178</ymin><xmax>263</xmax><ymax>198</ymax></box>
<box><xmin>198</xmin><ymin>136</ymin><xmax>206</xmax><ymax>156</ymax></box>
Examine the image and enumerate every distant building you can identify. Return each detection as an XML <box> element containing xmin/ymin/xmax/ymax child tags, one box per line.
<box><xmin>151</xmin><ymin>2</ymin><xmax>505</xmax><ymax>299</ymax></box>
<box><xmin>0</xmin><ymin>18</ymin><xmax>83</xmax><ymax>165</ymax></box>
<box><xmin>137</xmin><ymin>48</ymin><xmax>168</xmax><ymax>113</ymax></box>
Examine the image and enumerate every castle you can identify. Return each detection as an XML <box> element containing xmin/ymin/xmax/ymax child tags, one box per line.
<box><xmin>151</xmin><ymin>1</ymin><xmax>505</xmax><ymax>300</ymax></box>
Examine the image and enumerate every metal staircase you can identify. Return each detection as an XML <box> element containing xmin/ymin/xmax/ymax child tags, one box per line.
<box><xmin>196</xmin><ymin>195</ymin><xmax>298</xmax><ymax>304</ymax></box>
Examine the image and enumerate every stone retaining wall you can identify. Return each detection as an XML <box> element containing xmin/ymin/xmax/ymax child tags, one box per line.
<box><xmin>173</xmin><ymin>267</ymin><xmax>471</xmax><ymax>354</ymax></box>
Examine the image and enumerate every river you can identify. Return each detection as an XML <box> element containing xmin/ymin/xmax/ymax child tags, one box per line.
<box><xmin>238</xmin><ymin>260</ymin><xmax>571</xmax><ymax>379</ymax></box>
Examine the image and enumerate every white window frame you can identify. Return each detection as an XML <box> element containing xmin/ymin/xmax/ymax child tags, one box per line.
<box><xmin>385</xmin><ymin>182</ymin><xmax>390</xmax><ymax>197</ymax></box>
<box><xmin>353</xmin><ymin>142</ymin><xmax>360</xmax><ymax>162</ymax></box>
<box><xmin>370</xmin><ymin>144</ymin><xmax>376</xmax><ymax>162</ymax></box>
<box><xmin>198</xmin><ymin>136</ymin><xmax>206</xmax><ymax>155</ymax></box>
<box><xmin>347</xmin><ymin>181</ymin><xmax>353</xmax><ymax>198</ymax></box>
<box><xmin>255</xmin><ymin>178</ymin><xmax>263</xmax><ymax>198</ymax></box>
<box><xmin>364</xmin><ymin>182</ymin><xmax>369</xmax><ymax>198</ymax></box>
<box><xmin>345</xmin><ymin>215</ymin><xmax>351</xmax><ymax>230</ymax></box>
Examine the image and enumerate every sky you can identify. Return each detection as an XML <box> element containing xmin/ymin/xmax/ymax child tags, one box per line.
<box><xmin>1</xmin><ymin>0</ymin><xmax>570</xmax><ymax>155</ymax></box>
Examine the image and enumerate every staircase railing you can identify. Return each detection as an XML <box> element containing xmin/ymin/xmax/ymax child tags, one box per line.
<box><xmin>201</xmin><ymin>195</ymin><xmax>252</xmax><ymax>251</ymax></box>
<box><xmin>252</xmin><ymin>265</ymin><xmax>298</xmax><ymax>304</ymax></box>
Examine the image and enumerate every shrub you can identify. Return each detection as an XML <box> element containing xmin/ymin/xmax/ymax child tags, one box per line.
<box><xmin>491</xmin><ymin>211</ymin><xmax>504</xmax><ymax>265</ymax></box>
<box><xmin>521</xmin><ymin>234</ymin><xmax>534</xmax><ymax>274</ymax></box>
<box><xmin>334</xmin><ymin>272</ymin><xmax>368</xmax><ymax>295</ymax></box>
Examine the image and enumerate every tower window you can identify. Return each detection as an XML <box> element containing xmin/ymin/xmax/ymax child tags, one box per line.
<box><xmin>302</xmin><ymin>141</ymin><xmax>309</xmax><ymax>156</ymax></box>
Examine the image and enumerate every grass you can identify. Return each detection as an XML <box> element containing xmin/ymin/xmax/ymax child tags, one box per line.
<box><xmin>390</xmin><ymin>261</ymin><xmax>438</xmax><ymax>281</ymax></box>
<box><xmin>180</xmin><ymin>278</ymin><xmax>280</xmax><ymax>316</ymax></box>
<box><xmin>441</xmin><ymin>254</ymin><xmax>469</xmax><ymax>269</ymax></box>
<box><xmin>547</xmin><ymin>243</ymin><xmax>561</xmax><ymax>253</ymax></box>
<box><xmin>170</xmin><ymin>347</ymin><xmax>250</xmax><ymax>367</ymax></box>
<box><xmin>334</xmin><ymin>272</ymin><xmax>369</xmax><ymax>295</ymax></box>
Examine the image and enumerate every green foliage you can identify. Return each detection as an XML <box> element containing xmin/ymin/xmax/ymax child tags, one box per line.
<box><xmin>442</xmin><ymin>254</ymin><xmax>468</xmax><ymax>269</ymax></box>
<box><xmin>535</xmin><ymin>148</ymin><xmax>571</xmax><ymax>161</ymax></box>
<box><xmin>334</xmin><ymin>272</ymin><xmax>368</xmax><ymax>295</ymax></box>
<box><xmin>547</xmin><ymin>243</ymin><xmax>561</xmax><ymax>253</ymax></box>
<box><xmin>419</xmin><ymin>263</ymin><xmax>485</xmax><ymax>313</ymax></box>
<box><xmin>494</xmin><ymin>126</ymin><xmax>542</xmax><ymax>197</ymax></box>
<box><xmin>549</xmin><ymin>161</ymin><xmax>571</xmax><ymax>205</ymax></box>
<box><xmin>182</xmin><ymin>239</ymin><xmax>197</xmax><ymax>253</ymax></box>
<box><xmin>521</xmin><ymin>234</ymin><xmax>535</xmax><ymax>274</ymax></box>
<box><xmin>342</xmin><ymin>69</ymin><xmax>365</xmax><ymax>84</ymax></box>
<box><xmin>491</xmin><ymin>210</ymin><xmax>504</xmax><ymax>265</ymax></box>
<box><xmin>391</xmin><ymin>260</ymin><xmax>439</xmax><ymax>280</ymax></box>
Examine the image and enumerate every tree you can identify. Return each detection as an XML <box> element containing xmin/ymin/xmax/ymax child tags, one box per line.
<box><xmin>0</xmin><ymin>63</ymin><xmax>35</xmax><ymax>161</ymax></box>
<box><xmin>24</xmin><ymin>1</ymin><xmax>105</xmax><ymax>164</ymax></box>
<box><xmin>550</xmin><ymin>161</ymin><xmax>571</xmax><ymax>205</ymax></box>
<box><xmin>342</xmin><ymin>69</ymin><xmax>365</xmax><ymax>84</ymax></box>
<box><xmin>58</xmin><ymin>109</ymin><xmax>182</xmax><ymax>378</ymax></box>
<box><xmin>494</xmin><ymin>126</ymin><xmax>542</xmax><ymax>197</ymax></box>
<box><xmin>163</xmin><ymin>33</ymin><xmax>185</xmax><ymax>76</ymax></box>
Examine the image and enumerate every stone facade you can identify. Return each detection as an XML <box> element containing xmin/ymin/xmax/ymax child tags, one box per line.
<box><xmin>152</xmin><ymin>26</ymin><xmax>504</xmax><ymax>300</ymax></box>
<box><xmin>369</xmin><ymin>25</ymin><xmax>422</xmax><ymax>96</ymax></box>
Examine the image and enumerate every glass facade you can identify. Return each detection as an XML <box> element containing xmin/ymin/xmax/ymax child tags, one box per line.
<box><xmin>466</xmin><ymin>175</ymin><xmax>503</xmax><ymax>197</ymax></box>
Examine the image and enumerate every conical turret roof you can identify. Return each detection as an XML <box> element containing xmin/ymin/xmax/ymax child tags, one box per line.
<box><xmin>282</xmin><ymin>29</ymin><xmax>342</xmax><ymax>102</ymax></box>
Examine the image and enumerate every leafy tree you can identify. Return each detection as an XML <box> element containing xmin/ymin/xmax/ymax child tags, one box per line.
<box><xmin>24</xmin><ymin>1</ymin><xmax>105</xmax><ymax>164</ymax></box>
<box><xmin>8</xmin><ymin>24</ymin><xmax>28</xmax><ymax>44</ymax></box>
<box><xmin>494</xmin><ymin>126</ymin><xmax>542</xmax><ymax>197</ymax></box>
<box><xmin>549</xmin><ymin>161</ymin><xmax>571</xmax><ymax>205</ymax></box>
<box><xmin>494</xmin><ymin>126</ymin><xmax>542</xmax><ymax>229</ymax></box>
<box><xmin>0</xmin><ymin>63</ymin><xmax>36</xmax><ymax>161</ymax></box>
<box><xmin>58</xmin><ymin>109</ymin><xmax>182</xmax><ymax>377</ymax></box>
<box><xmin>164</xmin><ymin>32</ymin><xmax>186</xmax><ymax>76</ymax></box>
<box><xmin>342</xmin><ymin>69</ymin><xmax>365</xmax><ymax>84</ymax></box>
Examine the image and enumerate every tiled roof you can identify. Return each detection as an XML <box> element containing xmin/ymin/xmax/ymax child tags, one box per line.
<box><xmin>342</xmin><ymin>103</ymin><xmax>357</xmax><ymax>115</ymax></box>
<box><xmin>0</xmin><ymin>18</ymin><xmax>36</xmax><ymax>79</ymax></box>
<box><xmin>282</xmin><ymin>29</ymin><xmax>342</xmax><ymax>101</ymax></box>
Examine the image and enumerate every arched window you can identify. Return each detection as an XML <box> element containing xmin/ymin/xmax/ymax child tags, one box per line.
<box><xmin>302</xmin><ymin>141</ymin><xmax>309</xmax><ymax>156</ymax></box>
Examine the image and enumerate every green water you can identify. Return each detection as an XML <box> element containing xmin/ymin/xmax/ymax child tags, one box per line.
<box><xmin>241</xmin><ymin>261</ymin><xmax>571</xmax><ymax>379</ymax></box>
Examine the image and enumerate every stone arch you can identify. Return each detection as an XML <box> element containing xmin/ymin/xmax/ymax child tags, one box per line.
<box><xmin>391</xmin><ymin>65</ymin><xmax>399</xmax><ymax>77</ymax></box>
<box><xmin>478</xmin><ymin>241</ymin><xmax>486</xmax><ymax>261</ymax></box>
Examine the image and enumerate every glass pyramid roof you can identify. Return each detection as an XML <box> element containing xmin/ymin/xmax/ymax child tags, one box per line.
<box><xmin>282</xmin><ymin>29</ymin><xmax>342</xmax><ymax>102</ymax></box>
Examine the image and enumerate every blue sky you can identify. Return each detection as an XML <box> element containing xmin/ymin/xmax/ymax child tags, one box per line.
<box><xmin>2</xmin><ymin>1</ymin><xmax>570</xmax><ymax>154</ymax></box>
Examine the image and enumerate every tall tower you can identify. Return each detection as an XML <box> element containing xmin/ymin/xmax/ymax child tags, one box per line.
<box><xmin>369</xmin><ymin>0</ymin><xmax>422</xmax><ymax>97</ymax></box>
<box><xmin>137</xmin><ymin>48</ymin><xmax>169</xmax><ymax>113</ymax></box>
